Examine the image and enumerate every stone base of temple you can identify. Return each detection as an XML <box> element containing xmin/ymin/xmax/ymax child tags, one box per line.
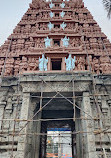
<box><xmin>0</xmin><ymin>72</ymin><xmax>111</xmax><ymax>158</ymax></box>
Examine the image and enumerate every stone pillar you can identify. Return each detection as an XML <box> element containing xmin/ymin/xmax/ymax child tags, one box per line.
<box><xmin>62</xmin><ymin>57</ymin><xmax>66</xmax><ymax>71</ymax></box>
<box><xmin>17</xmin><ymin>92</ymin><xmax>30</xmax><ymax>158</ymax></box>
<box><xmin>48</xmin><ymin>58</ymin><xmax>51</xmax><ymax>71</ymax></box>
<box><xmin>33</xmin><ymin>112</ymin><xmax>42</xmax><ymax>158</ymax></box>
<box><xmin>81</xmin><ymin>92</ymin><xmax>97</xmax><ymax>158</ymax></box>
<box><xmin>75</xmin><ymin>108</ymin><xmax>82</xmax><ymax>158</ymax></box>
<box><xmin>0</xmin><ymin>88</ymin><xmax>8</xmax><ymax>130</ymax></box>
<box><xmin>0</xmin><ymin>103</ymin><xmax>5</xmax><ymax>130</ymax></box>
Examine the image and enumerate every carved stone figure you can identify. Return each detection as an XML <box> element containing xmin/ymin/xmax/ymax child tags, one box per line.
<box><xmin>31</xmin><ymin>0</ymin><xmax>46</xmax><ymax>9</ymax></box>
<box><xmin>14</xmin><ymin>58</ymin><xmax>21</xmax><ymax>76</ymax></box>
<box><xmin>31</xmin><ymin>13</ymin><xmax>36</xmax><ymax>20</ymax></box>
<box><xmin>66</xmin><ymin>23</ymin><xmax>74</xmax><ymax>30</ymax></box>
<box><xmin>16</xmin><ymin>39</ymin><xmax>25</xmax><ymax>52</ymax></box>
<box><xmin>36</xmin><ymin>12</ymin><xmax>42</xmax><ymax>20</ymax></box>
<box><xmin>48</xmin><ymin>22</ymin><xmax>54</xmax><ymax>30</ymax></box>
<box><xmin>93</xmin><ymin>57</ymin><xmax>100</xmax><ymax>75</ymax></box>
<box><xmin>49</xmin><ymin>2</ymin><xmax>54</xmax><ymax>8</ymax></box>
<box><xmin>60</xmin><ymin>11</ymin><xmax>65</xmax><ymax>18</ymax></box>
<box><xmin>77</xmin><ymin>56</ymin><xmax>85</xmax><ymax>71</ymax></box>
<box><xmin>103</xmin><ymin>62</ymin><xmax>111</xmax><ymax>74</ymax></box>
<box><xmin>43</xmin><ymin>11</ymin><xmax>49</xmax><ymax>19</ymax></box>
<box><xmin>70</xmin><ymin>39</ymin><xmax>75</xmax><ymax>47</ymax></box>
<box><xmin>36</xmin><ymin>38</ymin><xmax>44</xmax><ymax>48</ymax></box>
<box><xmin>33</xmin><ymin>58</ymin><xmax>39</xmax><ymax>70</ymax></box>
<box><xmin>62</xmin><ymin>36</ymin><xmax>69</xmax><ymax>47</ymax></box>
<box><xmin>39</xmin><ymin>38</ymin><xmax>45</xmax><ymax>48</ymax></box>
<box><xmin>24</xmin><ymin>39</ymin><xmax>31</xmax><ymax>50</ymax></box>
<box><xmin>1</xmin><ymin>47</ymin><xmax>7</xmax><ymax>56</ymax></box>
<box><xmin>49</xmin><ymin>12</ymin><xmax>54</xmax><ymax>18</ymax></box>
<box><xmin>28</xmin><ymin>58</ymin><xmax>39</xmax><ymax>71</ymax></box>
<box><xmin>11</xmin><ymin>40</ymin><xmax>17</xmax><ymax>52</ymax></box>
<box><xmin>4</xmin><ymin>58</ymin><xmax>14</xmax><ymax>76</ymax></box>
<box><xmin>36</xmin><ymin>38</ymin><xmax>41</xmax><ymax>48</ymax></box>
<box><xmin>69</xmin><ymin>38</ymin><xmax>81</xmax><ymax>48</ymax></box>
<box><xmin>20</xmin><ymin>56</ymin><xmax>28</xmax><ymax>73</ymax></box>
<box><xmin>69</xmin><ymin>0</ymin><xmax>78</xmax><ymax>8</ymax></box>
<box><xmin>28</xmin><ymin>58</ymin><xmax>35</xmax><ymax>71</ymax></box>
<box><xmin>61</xmin><ymin>22</ymin><xmax>67</xmax><ymax>30</ymax></box>
<box><xmin>41</xmin><ymin>23</ymin><xmax>48</xmax><ymax>30</ymax></box>
<box><xmin>100</xmin><ymin>56</ymin><xmax>111</xmax><ymax>74</ymax></box>
<box><xmin>64</xmin><ymin>11</ymin><xmax>72</xmax><ymax>19</ymax></box>
<box><xmin>44</xmin><ymin>37</ymin><xmax>52</xmax><ymax>48</ymax></box>
<box><xmin>25</xmin><ymin>24</ymin><xmax>31</xmax><ymax>33</ymax></box>
<box><xmin>60</xmin><ymin>2</ymin><xmax>65</xmax><ymax>8</ymax></box>
<box><xmin>65</xmin><ymin>54</ymin><xmax>76</xmax><ymax>71</ymax></box>
<box><xmin>39</xmin><ymin>54</ymin><xmax>48</xmax><ymax>71</ymax></box>
<box><xmin>86</xmin><ymin>55</ymin><xmax>93</xmax><ymax>71</ymax></box>
<box><xmin>0</xmin><ymin>58</ymin><xmax>4</xmax><ymax>74</ymax></box>
<box><xmin>74</xmin><ymin>23</ymin><xmax>80</xmax><ymax>33</ymax></box>
<box><xmin>36</xmin><ymin>23</ymin><xmax>39</xmax><ymax>31</ymax></box>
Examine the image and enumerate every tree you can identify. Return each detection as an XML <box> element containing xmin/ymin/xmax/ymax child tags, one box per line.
<box><xmin>103</xmin><ymin>0</ymin><xmax>111</xmax><ymax>18</ymax></box>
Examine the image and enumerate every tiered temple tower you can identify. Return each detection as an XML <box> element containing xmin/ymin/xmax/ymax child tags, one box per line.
<box><xmin>0</xmin><ymin>0</ymin><xmax>111</xmax><ymax>158</ymax></box>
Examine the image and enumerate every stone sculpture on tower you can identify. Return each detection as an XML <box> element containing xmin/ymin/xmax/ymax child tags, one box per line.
<box><xmin>65</xmin><ymin>54</ymin><xmax>76</xmax><ymax>71</ymax></box>
<box><xmin>39</xmin><ymin>54</ymin><xmax>48</xmax><ymax>71</ymax></box>
<box><xmin>44</xmin><ymin>37</ymin><xmax>52</xmax><ymax>48</ymax></box>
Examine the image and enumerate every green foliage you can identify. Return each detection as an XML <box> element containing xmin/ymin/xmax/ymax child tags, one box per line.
<box><xmin>103</xmin><ymin>0</ymin><xmax>111</xmax><ymax>18</ymax></box>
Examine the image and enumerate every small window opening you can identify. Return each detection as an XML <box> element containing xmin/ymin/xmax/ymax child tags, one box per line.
<box><xmin>55</xmin><ymin>13</ymin><xmax>59</xmax><ymax>17</ymax></box>
<box><xmin>54</xmin><ymin>24</ymin><xmax>60</xmax><ymax>29</ymax></box>
<box><xmin>75</xmin><ymin>12</ymin><xmax>78</xmax><ymax>15</ymax></box>
<box><xmin>96</xmin><ymin>148</ymin><xmax>102</xmax><ymax>151</ymax></box>
<box><xmin>83</xmin><ymin>13</ymin><xmax>87</xmax><ymax>15</ymax></box>
<box><xmin>51</xmin><ymin>58</ymin><xmax>62</xmax><ymax>70</ymax></box>
<box><xmin>27</xmin><ymin>14</ymin><xmax>31</xmax><ymax>16</ymax></box>
<box><xmin>55</xmin><ymin>4</ymin><xmax>59</xmax><ymax>7</ymax></box>
<box><xmin>53</xmin><ymin>40</ymin><xmax>60</xmax><ymax>47</ymax></box>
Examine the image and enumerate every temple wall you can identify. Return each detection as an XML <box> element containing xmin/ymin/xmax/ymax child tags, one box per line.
<box><xmin>0</xmin><ymin>73</ymin><xmax>111</xmax><ymax>158</ymax></box>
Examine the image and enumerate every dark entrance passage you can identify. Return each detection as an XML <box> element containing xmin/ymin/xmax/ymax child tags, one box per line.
<box><xmin>37</xmin><ymin>93</ymin><xmax>78</xmax><ymax>158</ymax></box>
<box><xmin>51</xmin><ymin>58</ymin><xmax>62</xmax><ymax>70</ymax></box>
<box><xmin>33</xmin><ymin>92</ymin><xmax>82</xmax><ymax>158</ymax></box>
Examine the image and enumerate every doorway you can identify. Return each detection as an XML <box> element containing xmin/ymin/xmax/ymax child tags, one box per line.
<box><xmin>33</xmin><ymin>92</ymin><xmax>82</xmax><ymax>158</ymax></box>
<box><xmin>40</xmin><ymin>120</ymin><xmax>76</xmax><ymax>158</ymax></box>
<box><xmin>51</xmin><ymin>58</ymin><xmax>62</xmax><ymax>70</ymax></box>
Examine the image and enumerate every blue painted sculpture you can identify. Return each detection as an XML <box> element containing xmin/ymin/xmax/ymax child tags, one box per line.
<box><xmin>61</xmin><ymin>22</ymin><xmax>67</xmax><ymax>30</ymax></box>
<box><xmin>60</xmin><ymin>3</ymin><xmax>65</xmax><ymax>8</ymax></box>
<box><xmin>49</xmin><ymin>12</ymin><xmax>54</xmax><ymax>18</ymax></box>
<box><xmin>62</xmin><ymin>36</ymin><xmax>69</xmax><ymax>47</ymax></box>
<box><xmin>44</xmin><ymin>37</ymin><xmax>52</xmax><ymax>48</ymax></box>
<box><xmin>60</xmin><ymin>11</ymin><xmax>65</xmax><ymax>18</ymax></box>
<box><xmin>39</xmin><ymin>54</ymin><xmax>48</xmax><ymax>71</ymax></box>
<box><xmin>48</xmin><ymin>22</ymin><xmax>54</xmax><ymax>30</ymax></box>
<box><xmin>65</xmin><ymin>54</ymin><xmax>76</xmax><ymax>71</ymax></box>
<box><xmin>49</xmin><ymin>2</ymin><xmax>54</xmax><ymax>8</ymax></box>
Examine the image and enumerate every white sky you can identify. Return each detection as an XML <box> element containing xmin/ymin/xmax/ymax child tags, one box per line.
<box><xmin>0</xmin><ymin>0</ymin><xmax>111</xmax><ymax>46</ymax></box>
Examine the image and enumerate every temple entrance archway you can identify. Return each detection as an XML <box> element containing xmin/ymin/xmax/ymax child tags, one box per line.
<box><xmin>33</xmin><ymin>92</ymin><xmax>82</xmax><ymax>158</ymax></box>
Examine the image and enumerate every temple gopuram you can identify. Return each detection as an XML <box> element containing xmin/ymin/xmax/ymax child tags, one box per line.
<box><xmin>0</xmin><ymin>0</ymin><xmax>111</xmax><ymax>158</ymax></box>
